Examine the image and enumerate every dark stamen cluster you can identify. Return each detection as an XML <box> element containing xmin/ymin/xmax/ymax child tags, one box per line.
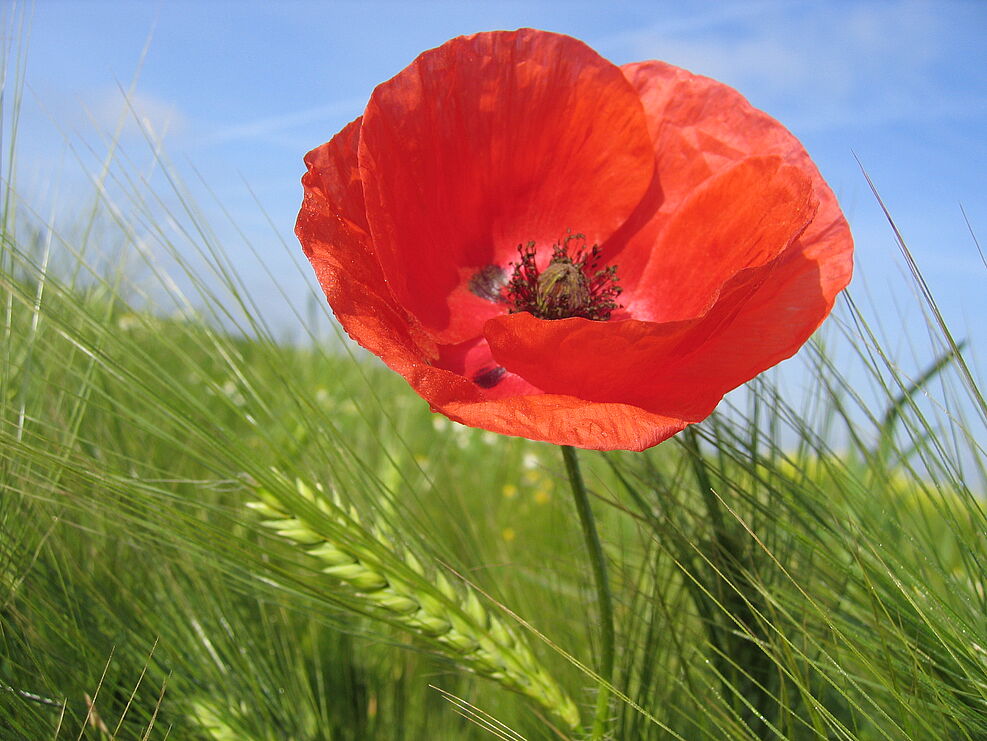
<box><xmin>504</xmin><ymin>233</ymin><xmax>622</xmax><ymax>321</ymax></box>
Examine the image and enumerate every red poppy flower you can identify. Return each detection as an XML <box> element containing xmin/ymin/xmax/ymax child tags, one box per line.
<box><xmin>296</xmin><ymin>29</ymin><xmax>853</xmax><ymax>451</ymax></box>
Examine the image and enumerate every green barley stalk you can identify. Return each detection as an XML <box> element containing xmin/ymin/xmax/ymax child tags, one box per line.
<box><xmin>247</xmin><ymin>476</ymin><xmax>581</xmax><ymax>732</ymax></box>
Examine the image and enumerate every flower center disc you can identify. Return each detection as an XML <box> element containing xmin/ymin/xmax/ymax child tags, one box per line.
<box><xmin>504</xmin><ymin>234</ymin><xmax>622</xmax><ymax>321</ymax></box>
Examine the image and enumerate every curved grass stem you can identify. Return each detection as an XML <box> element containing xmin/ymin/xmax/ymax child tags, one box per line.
<box><xmin>561</xmin><ymin>445</ymin><xmax>614</xmax><ymax>739</ymax></box>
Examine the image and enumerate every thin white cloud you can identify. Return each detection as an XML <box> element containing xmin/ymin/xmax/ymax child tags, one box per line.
<box><xmin>202</xmin><ymin>97</ymin><xmax>366</xmax><ymax>146</ymax></box>
<box><xmin>87</xmin><ymin>88</ymin><xmax>186</xmax><ymax>141</ymax></box>
<box><xmin>603</xmin><ymin>0</ymin><xmax>980</xmax><ymax>132</ymax></box>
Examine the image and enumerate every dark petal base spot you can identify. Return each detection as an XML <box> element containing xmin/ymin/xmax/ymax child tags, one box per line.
<box><xmin>473</xmin><ymin>366</ymin><xmax>506</xmax><ymax>389</ymax></box>
<box><xmin>468</xmin><ymin>265</ymin><xmax>508</xmax><ymax>303</ymax></box>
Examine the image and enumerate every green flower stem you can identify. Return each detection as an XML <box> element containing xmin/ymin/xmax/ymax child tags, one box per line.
<box><xmin>561</xmin><ymin>445</ymin><xmax>614</xmax><ymax>740</ymax></box>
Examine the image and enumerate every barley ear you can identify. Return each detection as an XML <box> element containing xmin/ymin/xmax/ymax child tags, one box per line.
<box><xmin>247</xmin><ymin>477</ymin><xmax>581</xmax><ymax>731</ymax></box>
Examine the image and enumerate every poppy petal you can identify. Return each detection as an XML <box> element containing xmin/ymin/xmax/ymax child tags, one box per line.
<box><xmin>296</xmin><ymin>119</ymin><xmax>438</xmax><ymax>375</ymax></box>
<box><xmin>617</xmin><ymin>61</ymin><xmax>853</xmax><ymax>389</ymax></box>
<box><xmin>613</xmin><ymin>61</ymin><xmax>851</xmax><ymax>312</ymax></box>
<box><xmin>650</xmin><ymin>237</ymin><xmax>852</xmax><ymax>406</ymax></box>
<box><xmin>622</xmin><ymin>60</ymin><xmax>812</xmax><ymax>216</ymax></box>
<box><xmin>440</xmin><ymin>393</ymin><xmax>689</xmax><ymax>452</ymax></box>
<box><xmin>435</xmin><ymin>337</ymin><xmax>541</xmax><ymax>400</ymax></box>
<box><xmin>358</xmin><ymin>29</ymin><xmax>655</xmax><ymax>344</ymax></box>
<box><xmin>624</xmin><ymin>155</ymin><xmax>817</xmax><ymax>323</ymax></box>
<box><xmin>484</xmin><ymin>312</ymin><xmax>719</xmax><ymax>420</ymax></box>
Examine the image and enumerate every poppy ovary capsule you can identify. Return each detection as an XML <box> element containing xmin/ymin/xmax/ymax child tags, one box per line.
<box><xmin>535</xmin><ymin>261</ymin><xmax>591</xmax><ymax>319</ymax></box>
<box><xmin>505</xmin><ymin>234</ymin><xmax>622</xmax><ymax>321</ymax></box>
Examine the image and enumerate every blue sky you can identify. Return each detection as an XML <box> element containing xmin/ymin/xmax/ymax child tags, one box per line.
<box><xmin>11</xmin><ymin>0</ymin><xmax>987</xmax><ymax>377</ymax></box>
